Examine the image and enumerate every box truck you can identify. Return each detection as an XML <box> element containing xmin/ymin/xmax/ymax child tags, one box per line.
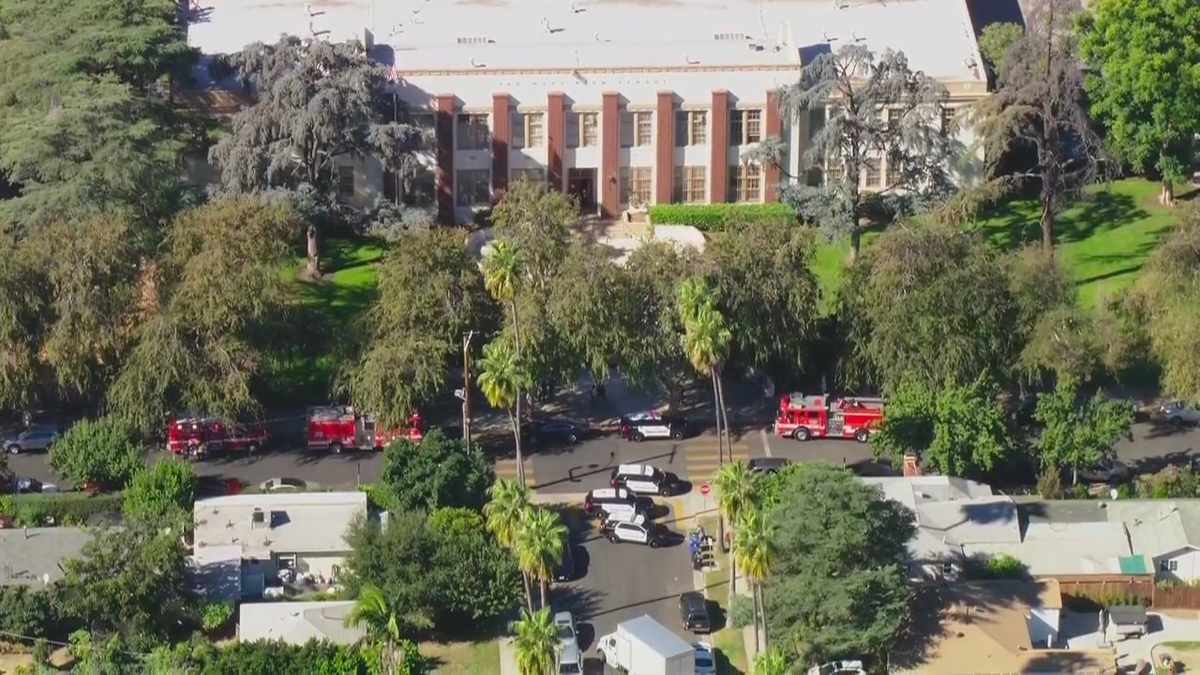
<box><xmin>595</xmin><ymin>615</ymin><xmax>694</xmax><ymax>675</ymax></box>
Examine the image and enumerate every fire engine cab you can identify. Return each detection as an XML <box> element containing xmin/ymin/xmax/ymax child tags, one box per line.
<box><xmin>306</xmin><ymin>406</ymin><xmax>424</xmax><ymax>453</ymax></box>
<box><xmin>167</xmin><ymin>415</ymin><xmax>266</xmax><ymax>455</ymax></box>
<box><xmin>773</xmin><ymin>393</ymin><xmax>885</xmax><ymax>443</ymax></box>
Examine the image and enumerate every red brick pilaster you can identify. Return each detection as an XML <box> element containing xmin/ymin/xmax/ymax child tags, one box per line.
<box><xmin>764</xmin><ymin>90</ymin><xmax>783</xmax><ymax>202</ymax></box>
<box><xmin>601</xmin><ymin>92</ymin><xmax>620</xmax><ymax>218</ymax></box>
<box><xmin>435</xmin><ymin>94</ymin><xmax>457</xmax><ymax>224</ymax></box>
<box><xmin>492</xmin><ymin>93</ymin><xmax>511</xmax><ymax>201</ymax></box>
<box><xmin>655</xmin><ymin>91</ymin><xmax>675</xmax><ymax>204</ymax></box>
<box><xmin>547</xmin><ymin>92</ymin><xmax>566</xmax><ymax>191</ymax></box>
<box><xmin>709</xmin><ymin>90</ymin><xmax>730</xmax><ymax>203</ymax></box>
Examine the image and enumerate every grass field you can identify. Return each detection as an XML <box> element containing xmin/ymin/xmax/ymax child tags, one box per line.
<box><xmin>420</xmin><ymin>639</ymin><xmax>500</xmax><ymax>675</ymax></box>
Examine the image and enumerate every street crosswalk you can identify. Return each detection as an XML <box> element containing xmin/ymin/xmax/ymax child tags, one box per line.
<box><xmin>683</xmin><ymin>438</ymin><xmax>751</xmax><ymax>484</ymax></box>
<box><xmin>493</xmin><ymin>456</ymin><xmax>537</xmax><ymax>488</ymax></box>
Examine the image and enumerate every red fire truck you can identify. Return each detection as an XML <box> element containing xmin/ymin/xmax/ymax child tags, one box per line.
<box><xmin>306</xmin><ymin>406</ymin><xmax>424</xmax><ymax>453</ymax></box>
<box><xmin>772</xmin><ymin>393</ymin><xmax>885</xmax><ymax>443</ymax></box>
<box><xmin>167</xmin><ymin>415</ymin><xmax>267</xmax><ymax>455</ymax></box>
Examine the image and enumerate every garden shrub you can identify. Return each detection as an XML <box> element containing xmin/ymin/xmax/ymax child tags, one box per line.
<box><xmin>728</xmin><ymin>595</ymin><xmax>755</xmax><ymax>629</ymax></box>
<box><xmin>964</xmin><ymin>554</ymin><xmax>1026</xmax><ymax>580</ymax></box>
<box><xmin>12</xmin><ymin>492</ymin><xmax>124</xmax><ymax>527</ymax></box>
<box><xmin>647</xmin><ymin>203</ymin><xmax>794</xmax><ymax>231</ymax></box>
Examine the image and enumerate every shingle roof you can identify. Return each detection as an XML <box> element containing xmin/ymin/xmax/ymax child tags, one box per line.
<box><xmin>0</xmin><ymin>527</ymin><xmax>92</xmax><ymax>588</ymax></box>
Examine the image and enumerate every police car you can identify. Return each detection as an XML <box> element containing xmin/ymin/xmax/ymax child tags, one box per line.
<box><xmin>619</xmin><ymin>413</ymin><xmax>688</xmax><ymax>441</ymax></box>
<box><xmin>605</xmin><ymin>518</ymin><xmax>663</xmax><ymax>548</ymax></box>
<box><xmin>583</xmin><ymin>488</ymin><xmax>644</xmax><ymax>521</ymax></box>
<box><xmin>610</xmin><ymin>464</ymin><xmax>680</xmax><ymax>496</ymax></box>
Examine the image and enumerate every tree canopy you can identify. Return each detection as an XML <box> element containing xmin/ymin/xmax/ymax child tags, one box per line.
<box><xmin>380</xmin><ymin>429</ymin><xmax>494</xmax><ymax>513</ymax></box>
<box><xmin>1034</xmin><ymin>380</ymin><xmax>1134</xmax><ymax>479</ymax></box>
<box><xmin>1134</xmin><ymin>205</ymin><xmax>1200</xmax><ymax>400</ymax></box>
<box><xmin>48</xmin><ymin>416</ymin><xmax>144</xmax><ymax>489</ymax></box>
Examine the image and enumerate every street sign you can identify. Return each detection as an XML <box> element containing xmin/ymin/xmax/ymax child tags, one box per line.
<box><xmin>699</xmin><ymin>482</ymin><xmax>711</xmax><ymax>496</ymax></box>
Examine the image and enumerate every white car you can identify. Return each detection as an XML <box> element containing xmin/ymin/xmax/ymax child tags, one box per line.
<box><xmin>693</xmin><ymin>642</ymin><xmax>716</xmax><ymax>675</ymax></box>
<box><xmin>606</xmin><ymin>520</ymin><xmax>662</xmax><ymax>547</ymax></box>
<box><xmin>1161</xmin><ymin>401</ymin><xmax>1200</xmax><ymax>426</ymax></box>
<box><xmin>553</xmin><ymin>611</ymin><xmax>577</xmax><ymax>651</ymax></box>
<box><xmin>610</xmin><ymin>463</ymin><xmax>679</xmax><ymax>496</ymax></box>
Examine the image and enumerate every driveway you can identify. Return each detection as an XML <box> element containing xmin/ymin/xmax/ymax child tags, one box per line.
<box><xmin>1060</xmin><ymin>609</ymin><xmax>1200</xmax><ymax>669</ymax></box>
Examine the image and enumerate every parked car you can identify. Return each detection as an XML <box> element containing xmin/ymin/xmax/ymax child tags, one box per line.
<box><xmin>555</xmin><ymin>643</ymin><xmax>583</xmax><ymax>675</ymax></box>
<box><xmin>748</xmin><ymin>457</ymin><xmax>791</xmax><ymax>474</ymax></box>
<box><xmin>619</xmin><ymin>415</ymin><xmax>688</xmax><ymax>442</ymax></box>
<box><xmin>1161</xmin><ymin>401</ymin><xmax>1200</xmax><ymax>427</ymax></box>
<box><xmin>4</xmin><ymin>427</ymin><xmax>59</xmax><ymax>454</ymax></box>
<box><xmin>553</xmin><ymin>611</ymin><xmax>577</xmax><ymax>650</ymax></box>
<box><xmin>600</xmin><ymin>511</ymin><xmax>650</xmax><ymax>535</ymax></box>
<box><xmin>554</xmin><ymin>539</ymin><xmax>577</xmax><ymax>582</ymax></box>
<box><xmin>606</xmin><ymin>520</ymin><xmax>663</xmax><ymax>547</ymax></box>
<box><xmin>523</xmin><ymin>418</ymin><xmax>589</xmax><ymax>446</ymax></box>
<box><xmin>679</xmin><ymin>591</ymin><xmax>711</xmax><ymax>633</ymax></box>
<box><xmin>693</xmin><ymin>642</ymin><xmax>716</xmax><ymax>675</ymax></box>
<box><xmin>15</xmin><ymin>477</ymin><xmax>59</xmax><ymax>494</ymax></box>
<box><xmin>258</xmin><ymin>477</ymin><xmax>315</xmax><ymax>492</ymax></box>
<box><xmin>610</xmin><ymin>464</ymin><xmax>680</xmax><ymax>496</ymax></box>
<box><xmin>1077</xmin><ymin>460</ymin><xmax>1130</xmax><ymax>484</ymax></box>
<box><xmin>584</xmin><ymin>488</ymin><xmax>644</xmax><ymax>521</ymax></box>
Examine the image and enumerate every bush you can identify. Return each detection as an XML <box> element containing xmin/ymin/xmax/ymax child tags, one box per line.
<box><xmin>647</xmin><ymin>203</ymin><xmax>794</xmax><ymax>231</ymax></box>
<box><xmin>11</xmin><ymin>492</ymin><xmax>124</xmax><ymax>527</ymax></box>
<box><xmin>964</xmin><ymin>554</ymin><xmax>1026</xmax><ymax>580</ymax></box>
<box><xmin>1136</xmin><ymin>466</ymin><xmax>1200</xmax><ymax>499</ymax></box>
<box><xmin>48</xmin><ymin>416</ymin><xmax>144</xmax><ymax>490</ymax></box>
<box><xmin>200</xmin><ymin>601</ymin><xmax>234</xmax><ymax>633</ymax></box>
<box><xmin>123</xmin><ymin>459</ymin><xmax>196</xmax><ymax>522</ymax></box>
<box><xmin>728</xmin><ymin>595</ymin><xmax>756</xmax><ymax>629</ymax></box>
<box><xmin>1036</xmin><ymin>466</ymin><xmax>1064</xmax><ymax>499</ymax></box>
<box><xmin>0</xmin><ymin>586</ymin><xmax>58</xmax><ymax>638</ymax></box>
<box><xmin>380</xmin><ymin>429</ymin><xmax>493</xmax><ymax>513</ymax></box>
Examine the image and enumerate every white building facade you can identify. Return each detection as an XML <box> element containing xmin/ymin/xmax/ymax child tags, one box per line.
<box><xmin>185</xmin><ymin>0</ymin><xmax>989</xmax><ymax>223</ymax></box>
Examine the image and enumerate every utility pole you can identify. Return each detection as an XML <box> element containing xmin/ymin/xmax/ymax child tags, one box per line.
<box><xmin>462</xmin><ymin>331</ymin><xmax>475</xmax><ymax>447</ymax></box>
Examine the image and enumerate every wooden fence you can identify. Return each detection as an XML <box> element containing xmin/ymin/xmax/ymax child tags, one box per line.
<box><xmin>1056</xmin><ymin>579</ymin><xmax>1200</xmax><ymax>609</ymax></box>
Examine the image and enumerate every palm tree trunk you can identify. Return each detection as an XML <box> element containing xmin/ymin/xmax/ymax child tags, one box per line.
<box><xmin>710</xmin><ymin>372</ymin><xmax>724</xmax><ymax>470</ymax></box>
<box><xmin>541</xmin><ymin>578</ymin><xmax>550</xmax><ymax>610</ymax></box>
<box><xmin>715</xmin><ymin>368</ymin><xmax>731</xmax><ymax>450</ymax></box>
<box><xmin>752</xmin><ymin>581</ymin><xmax>762</xmax><ymax>653</ymax></box>
<box><xmin>522</xmin><ymin>571</ymin><xmax>534</xmax><ymax>612</ymax></box>
<box><xmin>715</xmin><ymin>369</ymin><xmax>735</xmax><ymax>600</ymax></box>
<box><xmin>511</xmin><ymin>300</ymin><xmax>526</xmax><ymax>488</ymax></box>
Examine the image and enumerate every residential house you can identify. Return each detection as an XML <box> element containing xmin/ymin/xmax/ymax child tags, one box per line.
<box><xmin>191</xmin><ymin>491</ymin><xmax>368</xmax><ymax>598</ymax></box>
<box><xmin>238</xmin><ymin>601</ymin><xmax>364</xmax><ymax>646</ymax></box>
<box><xmin>891</xmin><ymin>580</ymin><xmax>1117</xmax><ymax>674</ymax></box>
<box><xmin>0</xmin><ymin>527</ymin><xmax>92</xmax><ymax>588</ymax></box>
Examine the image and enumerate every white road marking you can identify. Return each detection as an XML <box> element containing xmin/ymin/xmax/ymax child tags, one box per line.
<box><xmin>761</xmin><ymin>428</ymin><xmax>773</xmax><ymax>457</ymax></box>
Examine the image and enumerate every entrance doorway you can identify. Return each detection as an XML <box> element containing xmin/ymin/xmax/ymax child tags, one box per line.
<box><xmin>567</xmin><ymin>168</ymin><xmax>598</xmax><ymax>214</ymax></box>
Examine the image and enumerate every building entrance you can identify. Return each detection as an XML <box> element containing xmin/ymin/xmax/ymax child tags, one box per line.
<box><xmin>567</xmin><ymin>168</ymin><xmax>598</xmax><ymax>214</ymax></box>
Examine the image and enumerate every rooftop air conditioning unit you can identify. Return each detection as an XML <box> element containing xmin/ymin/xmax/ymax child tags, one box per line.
<box><xmin>251</xmin><ymin>508</ymin><xmax>265</xmax><ymax>528</ymax></box>
<box><xmin>714</xmin><ymin>32</ymin><xmax>750</xmax><ymax>41</ymax></box>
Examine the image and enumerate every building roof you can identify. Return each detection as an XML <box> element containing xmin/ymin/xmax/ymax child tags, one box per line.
<box><xmin>1019</xmin><ymin>498</ymin><xmax>1200</xmax><ymax>558</ymax></box>
<box><xmin>239</xmin><ymin>601</ymin><xmax>365</xmax><ymax>645</ymax></box>
<box><xmin>862</xmin><ymin>475</ymin><xmax>996</xmax><ymax>509</ymax></box>
<box><xmin>963</xmin><ymin>521</ymin><xmax>1134</xmax><ymax>577</ymax></box>
<box><xmin>188</xmin><ymin>544</ymin><xmax>244</xmax><ymax>600</ymax></box>
<box><xmin>0</xmin><ymin>527</ymin><xmax>92</xmax><ymax>588</ymax></box>
<box><xmin>193</xmin><ymin>491</ymin><xmax>367</xmax><ymax>559</ymax></box>
<box><xmin>186</xmin><ymin>0</ymin><xmax>986</xmax><ymax>81</ymax></box>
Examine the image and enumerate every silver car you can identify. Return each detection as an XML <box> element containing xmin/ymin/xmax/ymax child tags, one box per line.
<box><xmin>5</xmin><ymin>428</ymin><xmax>59</xmax><ymax>454</ymax></box>
<box><xmin>1161</xmin><ymin>401</ymin><xmax>1200</xmax><ymax>427</ymax></box>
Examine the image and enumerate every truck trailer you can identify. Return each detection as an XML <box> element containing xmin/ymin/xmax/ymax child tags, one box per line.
<box><xmin>595</xmin><ymin>615</ymin><xmax>694</xmax><ymax>675</ymax></box>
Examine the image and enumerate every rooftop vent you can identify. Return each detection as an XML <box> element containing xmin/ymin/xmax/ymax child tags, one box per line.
<box><xmin>714</xmin><ymin>32</ymin><xmax>750</xmax><ymax>41</ymax></box>
<box><xmin>251</xmin><ymin>508</ymin><xmax>265</xmax><ymax>527</ymax></box>
<box><xmin>456</xmin><ymin>37</ymin><xmax>492</xmax><ymax>45</ymax></box>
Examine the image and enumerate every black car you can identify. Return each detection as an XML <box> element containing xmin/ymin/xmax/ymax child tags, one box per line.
<box><xmin>522</xmin><ymin>419</ymin><xmax>589</xmax><ymax>446</ymax></box>
<box><xmin>554</xmin><ymin>540</ymin><xmax>576</xmax><ymax>582</ymax></box>
<box><xmin>619</xmin><ymin>415</ymin><xmax>688</xmax><ymax>442</ymax></box>
<box><xmin>748</xmin><ymin>457</ymin><xmax>792</xmax><ymax>474</ymax></box>
<box><xmin>679</xmin><ymin>591</ymin><xmax>711</xmax><ymax>633</ymax></box>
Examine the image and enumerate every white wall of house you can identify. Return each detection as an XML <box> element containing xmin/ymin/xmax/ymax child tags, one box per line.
<box><xmin>1154</xmin><ymin>548</ymin><xmax>1200</xmax><ymax>583</ymax></box>
<box><xmin>295</xmin><ymin>552</ymin><xmax>349</xmax><ymax>581</ymax></box>
<box><xmin>1027</xmin><ymin>608</ymin><xmax>1060</xmax><ymax>647</ymax></box>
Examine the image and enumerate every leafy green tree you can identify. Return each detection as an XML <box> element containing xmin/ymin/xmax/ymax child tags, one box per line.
<box><xmin>547</xmin><ymin>241</ymin><xmax>627</xmax><ymax>381</ymax></box>
<box><xmin>704</xmin><ymin>218</ymin><xmax>821</xmax><ymax>378</ymax></box>
<box><xmin>210</xmin><ymin>36</ymin><xmax>424</xmax><ymax>277</ymax></box>
<box><xmin>200</xmin><ymin>601</ymin><xmax>235</xmax><ymax>633</ymax></box>
<box><xmin>1078</xmin><ymin>0</ymin><xmax>1200</xmax><ymax>205</ymax></box>
<box><xmin>123</xmin><ymin>458</ymin><xmax>196</xmax><ymax>523</ymax></box>
<box><xmin>977</xmin><ymin>22</ymin><xmax>1024</xmax><ymax>82</ymax></box>
<box><xmin>0</xmin><ymin>0</ymin><xmax>198</xmax><ymax>231</ymax></box>
<box><xmin>871</xmin><ymin>375</ymin><xmax>1012</xmax><ymax>477</ymax></box>
<box><xmin>478</xmin><ymin>339</ymin><xmax>533</xmax><ymax>488</ymax></box>
<box><xmin>765</xmin><ymin>463</ymin><xmax>915</xmax><ymax>664</ymax></box>
<box><xmin>1134</xmin><ymin>207</ymin><xmax>1200</xmax><ymax>400</ymax></box>
<box><xmin>483</xmin><ymin>478</ymin><xmax>530</xmax><ymax>549</ymax></box>
<box><xmin>56</xmin><ymin>521</ymin><xmax>196</xmax><ymax>648</ymax></box>
<box><xmin>147</xmin><ymin>637</ymin><xmax>380</xmax><ymax>674</ymax></box>
<box><xmin>49</xmin><ymin>416</ymin><xmax>144</xmax><ymax>489</ymax></box>
<box><xmin>512</xmin><ymin>507</ymin><xmax>566</xmax><ymax>610</ymax></box>
<box><xmin>107</xmin><ymin>196</ymin><xmax>297</xmax><ymax>431</ymax></box>
<box><xmin>67</xmin><ymin>631</ymin><xmax>141</xmax><ymax>675</ymax></box>
<box><xmin>840</xmin><ymin>223</ymin><xmax>1018</xmax><ymax>391</ymax></box>
<box><xmin>490</xmin><ymin>179</ymin><xmax>575</xmax><ymax>294</ymax></box>
<box><xmin>0</xmin><ymin>586</ymin><xmax>58</xmax><ymax>638</ymax></box>
<box><xmin>733</xmin><ymin>509</ymin><xmax>775</xmax><ymax>652</ymax></box>
<box><xmin>768</xmin><ymin>44</ymin><xmax>953</xmax><ymax>261</ymax></box>
<box><xmin>1034</xmin><ymin>380</ymin><xmax>1134</xmax><ymax>483</ymax></box>
<box><xmin>714</xmin><ymin>461</ymin><xmax>756</xmax><ymax>600</ymax></box>
<box><xmin>510</xmin><ymin>607</ymin><xmax>557</xmax><ymax>675</ymax></box>
<box><xmin>380</xmin><ymin>429</ymin><xmax>493</xmax><ymax>513</ymax></box>
<box><xmin>620</xmin><ymin>242</ymin><xmax>695</xmax><ymax>412</ymax></box>
<box><xmin>428</xmin><ymin>508</ymin><xmax>524</xmax><ymax>623</ymax></box>
<box><xmin>975</xmin><ymin>0</ymin><xmax>1107</xmax><ymax>254</ymax></box>
<box><xmin>342</xmin><ymin>227</ymin><xmax>496</xmax><ymax>426</ymax></box>
<box><xmin>345</xmin><ymin>584</ymin><xmax>431</xmax><ymax>675</ymax></box>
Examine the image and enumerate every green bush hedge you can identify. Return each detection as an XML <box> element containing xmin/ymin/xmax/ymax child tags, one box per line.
<box><xmin>647</xmin><ymin>203</ymin><xmax>794</xmax><ymax>231</ymax></box>
<box><xmin>11</xmin><ymin>492</ymin><xmax>124</xmax><ymax>527</ymax></box>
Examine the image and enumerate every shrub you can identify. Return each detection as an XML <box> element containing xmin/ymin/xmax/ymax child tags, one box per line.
<box><xmin>0</xmin><ymin>495</ymin><xmax>15</xmax><ymax>517</ymax></box>
<box><xmin>0</xmin><ymin>586</ymin><xmax>58</xmax><ymax>638</ymax></box>
<box><xmin>123</xmin><ymin>459</ymin><xmax>196</xmax><ymax>522</ymax></box>
<box><xmin>12</xmin><ymin>492</ymin><xmax>124</xmax><ymax>527</ymax></box>
<box><xmin>48</xmin><ymin>416</ymin><xmax>144</xmax><ymax>490</ymax></box>
<box><xmin>1136</xmin><ymin>466</ymin><xmax>1200</xmax><ymax>499</ymax></box>
<box><xmin>728</xmin><ymin>595</ymin><xmax>756</xmax><ymax>629</ymax></box>
<box><xmin>964</xmin><ymin>554</ymin><xmax>1026</xmax><ymax>580</ymax></box>
<box><xmin>647</xmin><ymin>203</ymin><xmax>794</xmax><ymax>232</ymax></box>
<box><xmin>200</xmin><ymin>601</ymin><xmax>234</xmax><ymax>633</ymax></box>
<box><xmin>1035</xmin><ymin>466</ymin><xmax>1064</xmax><ymax>499</ymax></box>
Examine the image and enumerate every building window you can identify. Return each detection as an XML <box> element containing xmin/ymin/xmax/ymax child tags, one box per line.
<box><xmin>407</xmin><ymin>113</ymin><xmax>436</xmax><ymax>151</ymax></box>
<box><xmin>672</xmin><ymin>166</ymin><xmax>706</xmax><ymax>203</ymax></box>
<box><xmin>825</xmin><ymin>156</ymin><xmax>844</xmax><ymax>185</ymax></box>
<box><xmin>620</xmin><ymin>112</ymin><xmax>635</xmax><ymax>148</ymax></box>
<box><xmin>727</xmin><ymin>163</ymin><xmax>762</xmax><ymax>203</ymax></box>
<box><xmin>511</xmin><ymin>168</ymin><xmax>545</xmax><ymax>184</ymax></box>
<box><xmin>885</xmin><ymin>154</ymin><xmax>903</xmax><ymax>189</ymax></box>
<box><xmin>1160</xmin><ymin>559</ymin><xmax>1179</xmax><ymax>572</ymax></box>
<box><xmin>566</xmin><ymin>111</ymin><xmax>598</xmax><ymax>148</ymax></box>
<box><xmin>455</xmin><ymin>169</ymin><xmax>491</xmax><ymax>207</ymax></box>
<box><xmin>886</xmin><ymin>108</ymin><xmax>902</xmax><ymax>135</ymax></box>
<box><xmin>730</xmin><ymin>109</ymin><xmax>762</xmax><ymax>146</ymax></box>
<box><xmin>337</xmin><ymin>166</ymin><xmax>354</xmax><ymax>197</ymax></box>
<box><xmin>402</xmin><ymin>171</ymin><xmax>436</xmax><ymax>208</ymax></box>
<box><xmin>620</xmin><ymin>166</ymin><xmax>651</xmax><ymax>206</ymax></box>
<box><xmin>456</xmin><ymin>114</ymin><xmax>489</xmax><ymax>151</ymax></box>
<box><xmin>635</xmin><ymin>112</ymin><xmax>652</xmax><ymax>146</ymax></box>
<box><xmin>675</xmin><ymin>110</ymin><xmax>707</xmax><ymax>147</ymax></box>
<box><xmin>510</xmin><ymin>112</ymin><xmax>544</xmax><ymax>150</ymax></box>
<box><xmin>861</xmin><ymin>159</ymin><xmax>881</xmax><ymax>189</ymax></box>
<box><xmin>941</xmin><ymin>107</ymin><xmax>957</xmax><ymax>136</ymax></box>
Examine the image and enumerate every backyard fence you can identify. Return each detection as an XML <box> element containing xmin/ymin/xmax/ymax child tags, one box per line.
<box><xmin>1056</xmin><ymin>579</ymin><xmax>1200</xmax><ymax>609</ymax></box>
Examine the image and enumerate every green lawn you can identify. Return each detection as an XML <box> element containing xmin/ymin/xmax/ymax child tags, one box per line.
<box><xmin>420</xmin><ymin>640</ymin><xmax>500</xmax><ymax>675</ymax></box>
<box><xmin>811</xmin><ymin>179</ymin><xmax>1181</xmax><ymax>311</ymax></box>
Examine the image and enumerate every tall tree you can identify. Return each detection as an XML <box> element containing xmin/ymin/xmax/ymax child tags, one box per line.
<box><xmin>380</xmin><ymin>429</ymin><xmax>493</xmax><ymax>512</ymax></box>
<box><xmin>733</xmin><ymin>508</ymin><xmax>775</xmax><ymax>652</ymax></box>
<box><xmin>714</xmin><ymin>461</ymin><xmax>756</xmax><ymax>601</ymax></box>
<box><xmin>765</xmin><ymin>463</ymin><xmax>915</xmax><ymax>665</ymax></box>
<box><xmin>978</xmin><ymin>22</ymin><xmax>1025</xmax><ymax>83</ymax></box>
<box><xmin>620</xmin><ymin>242</ymin><xmax>695</xmax><ymax>412</ymax></box>
<box><xmin>678</xmin><ymin>277</ymin><xmax>733</xmax><ymax>474</ymax></box>
<box><xmin>106</xmin><ymin>195</ymin><xmax>296</xmax><ymax>431</ymax></box>
<box><xmin>548</xmin><ymin>241</ymin><xmax>629</xmax><ymax>382</ymax></box>
<box><xmin>343</xmin><ymin>227</ymin><xmax>496</xmax><ymax>425</ymax></box>
<box><xmin>1034</xmin><ymin>380</ymin><xmax>1134</xmax><ymax>483</ymax></box>
<box><xmin>0</xmin><ymin>0</ymin><xmax>198</xmax><ymax>232</ymax></box>
<box><xmin>477</xmin><ymin>339</ymin><xmax>533</xmax><ymax>488</ymax></box>
<box><xmin>484</xmin><ymin>479</ymin><xmax>534</xmax><ymax>609</ymax></box>
<box><xmin>975</xmin><ymin>0</ymin><xmax>1108</xmax><ymax>254</ymax></box>
<box><xmin>210</xmin><ymin>36</ymin><xmax>424</xmax><ymax>277</ymax></box>
<box><xmin>513</xmin><ymin>507</ymin><xmax>566</xmax><ymax>610</ymax></box>
<box><xmin>489</xmin><ymin>179</ymin><xmax>574</xmax><ymax>294</ymax></box>
<box><xmin>344</xmin><ymin>584</ymin><xmax>432</xmax><ymax>675</ymax></box>
<box><xmin>1134</xmin><ymin>207</ymin><xmax>1200</xmax><ymax>400</ymax></box>
<box><xmin>769</xmin><ymin>44</ymin><xmax>954</xmax><ymax>261</ymax></box>
<box><xmin>510</xmin><ymin>607</ymin><xmax>557</xmax><ymax>675</ymax></box>
<box><xmin>49</xmin><ymin>416</ymin><xmax>145</xmax><ymax>490</ymax></box>
<box><xmin>1078</xmin><ymin>0</ymin><xmax>1200</xmax><ymax>205</ymax></box>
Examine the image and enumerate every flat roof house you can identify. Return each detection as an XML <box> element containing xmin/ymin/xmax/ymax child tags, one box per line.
<box><xmin>191</xmin><ymin>491</ymin><xmax>367</xmax><ymax>598</ymax></box>
<box><xmin>0</xmin><ymin>527</ymin><xmax>92</xmax><ymax>588</ymax></box>
<box><xmin>238</xmin><ymin>600</ymin><xmax>365</xmax><ymax>645</ymax></box>
<box><xmin>182</xmin><ymin>0</ymin><xmax>991</xmax><ymax>224</ymax></box>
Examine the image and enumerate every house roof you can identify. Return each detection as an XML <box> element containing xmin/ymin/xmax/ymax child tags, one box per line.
<box><xmin>188</xmin><ymin>545</ymin><xmax>244</xmax><ymax>600</ymax></box>
<box><xmin>193</xmin><ymin>491</ymin><xmax>367</xmax><ymax>559</ymax></box>
<box><xmin>963</xmin><ymin>522</ymin><xmax>1134</xmax><ymax>577</ymax></box>
<box><xmin>0</xmin><ymin>527</ymin><xmax>92</xmax><ymax>588</ymax></box>
<box><xmin>239</xmin><ymin>601</ymin><xmax>365</xmax><ymax>645</ymax></box>
<box><xmin>863</xmin><ymin>477</ymin><xmax>1019</xmax><ymax>561</ymax></box>
<box><xmin>1104</xmin><ymin>501</ymin><xmax>1200</xmax><ymax>558</ymax></box>
<box><xmin>862</xmin><ymin>475</ymin><xmax>996</xmax><ymax>510</ymax></box>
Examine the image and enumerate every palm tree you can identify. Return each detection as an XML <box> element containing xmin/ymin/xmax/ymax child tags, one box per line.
<box><xmin>714</xmin><ymin>460</ymin><xmax>756</xmax><ymax>599</ymax></box>
<box><xmin>513</xmin><ymin>506</ymin><xmax>567</xmax><ymax>609</ymax></box>
<box><xmin>478</xmin><ymin>338</ymin><xmax>533</xmax><ymax>487</ymax></box>
<box><xmin>751</xmin><ymin>647</ymin><xmax>790</xmax><ymax>675</ymax></box>
<box><xmin>482</xmin><ymin>241</ymin><xmax>529</xmax><ymax>433</ymax></box>
<box><xmin>677</xmin><ymin>277</ymin><xmax>733</xmax><ymax>469</ymax></box>
<box><xmin>510</xmin><ymin>607</ymin><xmax>558</xmax><ymax>675</ymax></box>
<box><xmin>343</xmin><ymin>584</ymin><xmax>432</xmax><ymax>675</ymax></box>
<box><xmin>734</xmin><ymin>509</ymin><xmax>775</xmax><ymax>653</ymax></box>
<box><xmin>484</xmin><ymin>479</ymin><xmax>535</xmax><ymax>610</ymax></box>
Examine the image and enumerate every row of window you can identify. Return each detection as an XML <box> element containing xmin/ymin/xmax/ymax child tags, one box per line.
<box><xmin>825</xmin><ymin>157</ymin><xmax>901</xmax><ymax>190</ymax></box>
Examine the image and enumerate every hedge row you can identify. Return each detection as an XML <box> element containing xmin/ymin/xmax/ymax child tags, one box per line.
<box><xmin>647</xmin><ymin>203</ymin><xmax>794</xmax><ymax>231</ymax></box>
<box><xmin>4</xmin><ymin>492</ymin><xmax>124</xmax><ymax>527</ymax></box>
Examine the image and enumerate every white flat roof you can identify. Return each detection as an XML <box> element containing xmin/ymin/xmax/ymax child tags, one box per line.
<box><xmin>187</xmin><ymin>0</ymin><xmax>984</xmax><ymax>81</ymax></box>
<box><xmin>193</xmin><ymin>491</ymin><xmax>367</xmax><ymax>558</ymax></box>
